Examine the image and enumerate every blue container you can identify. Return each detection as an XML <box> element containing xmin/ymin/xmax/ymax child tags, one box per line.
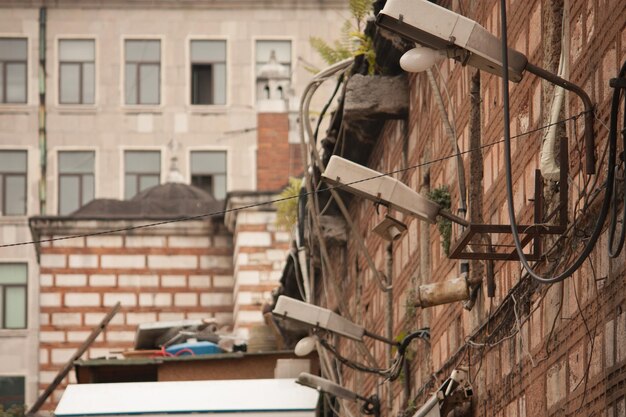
<box><xmin>165</xmin><ymin>341</ymin><xmax>223</xmax><ymax>356</ymax></box>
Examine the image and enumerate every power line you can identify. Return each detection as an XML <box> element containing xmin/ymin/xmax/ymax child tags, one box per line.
<box><xmin>0</xmin><ymin>111</ymin><xmax>586</xmax><ymax>249</ymax></box>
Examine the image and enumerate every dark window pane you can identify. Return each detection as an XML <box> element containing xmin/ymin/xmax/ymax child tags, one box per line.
<box><xmin>0</xmin><ymin>376</ymin><xmax>25</xmax><ymax>409</ymax></box>
<box><xmin>5</xmin><ymin>175</ymin><xmax>26</xmax><ymax>215</ymax></box>
<box><xmin>191</xmin><ymin>175</ymin><xmax>213</xmax><ymax>195</ymax></box>
<box><xmin>191</xmin><ymin>64</ymin><xmax>213</xmax><ymax>105</ymax></box>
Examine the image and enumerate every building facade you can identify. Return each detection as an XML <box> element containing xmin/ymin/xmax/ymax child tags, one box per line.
<box><xmin>0</xmin><ymin>0</ymin><xmax>347</xmax><ymax>411</ymax></box>
<box><xmin>273</xmin><ymin>0</ymin><xmax>626</xmax><ymax>416</ymax></box>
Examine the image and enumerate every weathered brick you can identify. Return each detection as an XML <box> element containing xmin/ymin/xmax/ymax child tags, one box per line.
<box><xmin>168</xmin><ymin>236</ymin><xmax>210</xmax><ymax>248</ymax></box>
<box><xmin>40</xmin><ymin>331</ymin><xmax>65</xmax><ymax>343</ymax></box>
<box><xmin>125</xmin><ymin>236</ymin><xmax>166</xmax><ymax>248</ymax></box>
<box><xmin>236</xmin><ymin>232</ymin><xmax>271</xmax><ymax>247</ymax></box>
<box><xmin>86</xmin><ymin>235</ymin><xmax>123</xmax><ymax>248</ymax></box>
<box><xmin>101</xmin><ymin>255</ymin><xmax>145</xmax><ymax>269</ymax></box>
<box><xmin>89</xmin><ymin>274</ymin><xmax>116</xmax><ymax>287</ymax></box>
<box><xmin>41</xmin><ymin>293</ymin><xmax>61</xmax><ymax>307</ymax></box>
<box><xmin>69</xmin><ymin>254</ymin><xmax>99</xmax><ymax>268</ymax></box>
<box><xmin>174</xmin><ymin>293</ymin><xmax>197</xmax><ymax>306</ymax></box>
<box><xmin>161</xmin><ymin>275</ymin><xmax>186</xmax><ymax>287</ymax></box>
<box><xmin>199</xmin><ymin>256</ymin><xmax>232</xmax><ymax>269</ymax></box>
<box><xmin>148</xmin><ymin>255</ymin><xmax>197</xmax><ymax>269</ymax></box>
<box><xmin>546</xmin><ymin>360</ymin><xmax>566</xmax><ymax>409</ymax></box>
<box><xmin>105</xmin><ymin>331</ymin><xmax>135</xmax><ymax>342</ymax></box>
<box><xmin>56</xmin><ymin>274</ymin><xmax>87</xmax><ymax>287</ymax></box>
<box><xmin>126</xmin><ymin>312</ymin><xmax>158</xmax><ymax>325</ymax></box>
<box><xmin>51</xmin><ymin>313</ymin><xmax>82</xmax><ymax>326</ymax></box>
<box><xmin>41</xmin><ymin>254</ymin><xmax>66</xmax><ymax>268</ymax></box>
<box><xmin>189</xmin><ymin>275</ymin><xmax>211</xmax><ymax>288</ymax></box>
<box><xmin>51</xmin><ymin>348</ymin><xmax>76</xmax><ymax>364</ymax></box>
<box><xmin>40</xmin><ymin>274</ymin><xmax>54</xmax><ymax>287</ymax></box>
<box><xmin>118</xmin><ymin>274</ymin><xmax>159</xmax><ymax>287</ymax></box>
<box><xmin>103</xmin><ymin>293</ymin><xmax>136</xmax><ymax>307</ymax></box>
<box><xmin>200</xmin><ymin>293</ymin><xmax>233</xmax><ymax>307</ymax></box>
<box><xmin>139</xmin><ymin>293</ymin><xmax>172</xmax><ymax>307</ymax></box>
<box><xmin>65</xmin><ymin>293</ymin><xmax>100</xmax><ymax>307</ymax></box>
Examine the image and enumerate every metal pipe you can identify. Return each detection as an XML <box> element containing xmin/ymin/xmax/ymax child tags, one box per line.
<box><xmin>38</xmin><ymin>7</ymin><xmax>47</xmax><ymax>215</ymax></box>
<box><xmin>525</xmin><ymin>62</ymin><xmax>595</xmax><ymax>174</ymax></box>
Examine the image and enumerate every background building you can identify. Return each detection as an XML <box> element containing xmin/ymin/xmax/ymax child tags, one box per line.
<box><xmin>0</xmin><ymin>0</ymin><xmax>348</xmax><ymax>411</ymax></box>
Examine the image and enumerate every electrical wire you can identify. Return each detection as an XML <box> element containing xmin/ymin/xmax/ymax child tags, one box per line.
<box><xmin>607</xmin><ymin>82</ymin><xmax>626</xmax><ymax>257</ymax></box>
<box><xmin>0</xmin><ymin>111</ymin><xmax>586</xmax><ymax>250</ymax></box>
<box><xmin>499</xmin><ymin>0</ymin><xmax>625</xmax><ymax>284</ymax></box>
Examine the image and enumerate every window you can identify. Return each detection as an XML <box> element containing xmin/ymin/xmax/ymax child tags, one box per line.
<box><xmin>0</xmin><ymin>38</ymin><xmax>27</xmax><ymax>104</ymax></box>
<box><xmin>124</xmin><ymin>40</ymin><xmax>160</xmax><ymax>105</ymax></box>
<box><xmin>124</xmin><ymin>151</ymin><xmax>160</xmax><ymax>199</ymax></box>
<box><xmin>255</xmin><ymin>40</ymin><xmax>291</xmax><ymax>77</ymax></box>
<box><xmin>190</xmin><ymin>151</ymin><xmax>226</xmax><ymax>200</ymax></box>
<box><xmin>190</xmin><ymin>40</ymin><xmax>226</xmax><ymax>105</ymax></box>
<box><xmin>0</xmin><ymin>376</ymin><xmax>25</xmax><ymax>412</ymax></box>
<box><xmin>0</xmin><ymin>150</ymin><xmax>27</xmax><ymax>216</ymax></box>
<box><xmin>59</xmin><ymin>39</ymin><xmax>95</xmax><ymax>104</ymax></box>
<box><xmin>58</xmin><ymin>151</ymin><xmax>95</xmax><ymax>215</ymax></box>
<box><xmin>0</xmin><ymin>263</ymin><xmax>27</xmax><ymax>329</ymax></box>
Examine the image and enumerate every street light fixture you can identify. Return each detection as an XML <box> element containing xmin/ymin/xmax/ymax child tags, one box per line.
<box><xmin>376</xmin><ymin>0</ymin><xmax>596</xmax><ymax>175</ymax></box>
<box><xmin>296</xmin><ymin>373</ymin><xmax>380</xmax><ymax>417</ymax></box>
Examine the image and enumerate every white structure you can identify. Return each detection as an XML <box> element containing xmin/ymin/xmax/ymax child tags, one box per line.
<box><xmin>0</xmin><ymin>0</ymin><xmax>348</xmax><ymax>408</ymax></box>
<box><xmin>55</xmin><ymin>379</ymin><xmax>318</xmax><ymax>417</ymax></box>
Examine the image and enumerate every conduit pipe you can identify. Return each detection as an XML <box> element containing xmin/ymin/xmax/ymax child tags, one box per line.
<box><xmin>540</xmin><ymin>6</ymin><xmax>569</xmax><ymax>181</ymax></box>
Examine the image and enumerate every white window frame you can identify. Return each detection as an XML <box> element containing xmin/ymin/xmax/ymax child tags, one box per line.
<box><xmin>186</xmin><ymin>36</ymin><xmax>230</xmax><ymax>111</ymax></box>
<box><xmin>0</xmin><ymin>147</ymin><xmax>29</xmax><ymax>218</ymax></box>
<box><xmin>0</xmin><ymin>262</ymin><xmax>28</xmax><ymax>331</ymax></box>
<box><xmin>120</xmin><ymin>36</ymin><xmax>164</xmax><ymax>109</ymax></box>
<box><xmin>119</xmin><ymin>146</ymin><xmax>165</xmax><ymax>200</ymax></box>
<box><xmin>0</xmin><ymin>35</ymin><xmax>30</xmax><ymax>108</ymax></box>
<box><xmin>55</xmin><ymin>35</ymin><xmax>98</xmax><ymax>108</ymax></box>
<box><xmin>251</xmin><ymin>36</ymin><xmax>295</xmax><ymax>107</ymax></box>
<box><xmin>52</xmin><ymin>146</ymin><xmax>99</xmax><ymax>216</ymax></box>
<box><xmin>186</xmin><ymin>146</ymin><xmax>230</xmax><ymax>198</ymax></box>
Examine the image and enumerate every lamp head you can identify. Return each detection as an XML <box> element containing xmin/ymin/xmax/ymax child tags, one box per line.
<box><xmin>294</xmin><ymin>336</ymin><xmax>317</xmax><ymax>357</ymax></box>
<box><xmin>372</xmin><ymin>215</ymin><xmax>408</xmax><ymax>241</ymax></box>
<box><xmin>296</xmin><ymin>373</ymin><xmax>359</xmax><ymax>402</ymax></box>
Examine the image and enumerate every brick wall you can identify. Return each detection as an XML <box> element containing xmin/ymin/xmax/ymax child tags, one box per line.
<box><xmin>36</xmin><ymin>219</ymin><xmax>233</xmax><ymax>409</ymax></box>
<box><xmin>256</xmin><ymin>112</ymin><xmax>303</xmax><ymax>191</ymax></box>
<box><xmin>312</xmin><ymin>0</ymin><xmax>626</xmax><ymax>416</ymax></box>
<box><xmin>231</xmin><ymin>210</ymin><xmax>290</xmax><ymax>337</ymax></box>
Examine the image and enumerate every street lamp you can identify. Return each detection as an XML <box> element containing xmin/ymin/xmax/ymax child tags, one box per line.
<box><xmin>376</xmin><ymin>0</ymin><xmax>596</xmax><ymax>174</ymax></box>
<box><xmin>296</xmin><ymin>373</ymin><xmax>380</xmax><ymax>417</ymax></box>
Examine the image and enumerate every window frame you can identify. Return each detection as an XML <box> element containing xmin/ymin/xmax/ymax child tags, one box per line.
<box><xmin>123</xmin><ymin>38</ymin><xmax>162</xmax><ymax>106</ymax></box>
<box><xmin>0</xmin><ymin>37</ymin><xmax>28</xmax><ymax>105</ymax></box>
<box><xmin>57</xmin><ymin>150</ymin><xmax>96</xmax><ymax>215</ymax></box>
<box><xmin>0</xmin><ymin>149</ymin><xmax>27</xmax><ymax>217</ymax></box>
<box><xmin>188</xmin><ymin>149</ymin><xmax>228</xmax><ymax>200</ymax></box>
<box><xmin>57</xmin><ymin>38</ymin><xmax>96</xmax><ymax>105</ymax></box>
<box><xmin>252</xmin><ymin>37</ymin><xmax>294</xmax><ymax>105</ymax></box>
<box><xmin>189</xmin><ymin>38</ymin><xmax>227</xmax><ymax>107</ymax></box>
<box><xmin>123</xmin><ymin>149</ymin><xmax>162</xmax><ymax>200</ymax></box>
<box><xmin>0</xmin><ymin>263</ymin><xmax>28</xmax><ymax>330</ymax></box>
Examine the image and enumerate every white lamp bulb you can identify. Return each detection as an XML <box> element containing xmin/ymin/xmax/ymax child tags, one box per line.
<box><xmin>294</xmin><ymin>336</ymin><xmax>317</xmax><ymax>357</ymax></box>
<box><xmin>399</xmin><ymin>46</ymin><xmax>442</xmax><ymax>73</ymax></box>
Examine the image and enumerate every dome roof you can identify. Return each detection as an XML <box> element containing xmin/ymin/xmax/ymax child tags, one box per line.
<box><xmin>71</xmin><ymin>183</ymin><xmax>224</xmax><ymax>220</ymax></box>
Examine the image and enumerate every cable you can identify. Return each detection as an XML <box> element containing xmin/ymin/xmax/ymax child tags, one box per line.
<box><xmin>608</xmin><ymin>79</ymin><xmax>626</xmax><ymax>257</ymax></box>
<box><xmin>0</xmin><ymin>111</ymin><xmax>585</xmax><ymax>250</ymax></box>
<box><xmin>500</xmin><ymin>0</ymin><xmax>623</xmax><ymax>284</ymax></box>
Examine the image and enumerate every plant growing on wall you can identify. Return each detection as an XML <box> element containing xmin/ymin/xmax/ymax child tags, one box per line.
<box><xmin>275</xmin><ymin>177</ymin><xmax>303</xmax><ymax>231</ymax></box>
<box><xmin>428</xmin><ymin>186</ymin><xmax>452</xmax><ymax>255</ymax></box>
<box><xmin>308</xmin><ymin>0</ymin><xmax>377</xmax><ymax>74</ymax></box>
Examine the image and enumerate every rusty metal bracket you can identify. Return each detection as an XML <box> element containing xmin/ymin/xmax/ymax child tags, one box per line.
<box><xmin>449</xmin><ymin>138</ymin><xmax>569</xmax><ymax>261</ymax></box>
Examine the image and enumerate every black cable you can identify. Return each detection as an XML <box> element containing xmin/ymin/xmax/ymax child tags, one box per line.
<box><xmin>0</xmin><ymin>112</ymin><xmax>585</xmax><ymax>250</ymax></box>
<box><xmin>608</xmin><ymin>75</ymin><xmax>626</xmax><ymax>257</ymax></box>
<box><xmin>313</xmin><ymin>74</ymin><xmax>344</xmax><ymax>145</ymax></box>
<box><xmin>500</xmin><ymin>0</ymin><xmax>622</xmax><ymax>284</ymax></box>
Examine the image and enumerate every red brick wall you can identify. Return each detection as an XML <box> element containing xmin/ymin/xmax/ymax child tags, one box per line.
<box><xmin>256</xmin><ymin>112</ymin><xmax>302</xmax><ymax>191</ymax></box>
<box><xmin>37</xmin><ymin>220</ymin><xmax>234</xmax><ymax>410</ymax></box>
<box><xmin>316</xmin><ymin>1</ymin><xmax>626</xmax><ymax>416</ymax></box>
